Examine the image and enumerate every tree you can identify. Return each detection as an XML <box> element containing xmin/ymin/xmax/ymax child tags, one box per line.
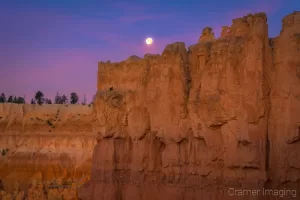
<box><xmin>54</xmin><ymin>94</ymin><xmax>68</xmax><ymax>104</ymax></box>
<box><xmin>7</xmin><ymin>96</ymin><xmax>13</xmax><ymax>103</ymax></box>
<box><xmin>0</xmin><ymin>93</ymin><xmax>6</xmax><ymax>103</ymax></box>
<box><xmin>60</xmin><ymin>95</ymin><xmax>68</xmax><ymax>104</ymax></box>
<box><xmin>55</xmin><ymin>92</ymin><xmax>61</xmax><ymax>104</ymax></box>
<box><xmin>13</xmin><ymin>96</ymin><xmax>17</xmax><ymax>103</ymax></box>
<box><xmin>35</xmin><ymin>91</ymin><xmax>44</xmax><ymax>105</ymax></box>
<box><xmin>16</xmin><ymin>97</ymin><xmax>25</xmax><ymax>104</ymax></box>
<box><xmin>70</xmin><ymin>92</ymin><xmax>79</xmax><ymax>104</ymax></box>
<box><xmin>56</xmin><ymin>97</ymin><xmax>61</xmax><ymax>104</ymax></box>
<box><xmin>82</xmin><ymin>94</ymin><xmax>87</xmax><ymax>105</ymax></box>
<box><xmin>31</xmin><ymin>99</ymin><xmax>36</xmax><ymax>104</ymax></box>
<box><xmin>45</xmin><ymin>99</ymin><xmax>52</xmax><ymax>104</ymax></box>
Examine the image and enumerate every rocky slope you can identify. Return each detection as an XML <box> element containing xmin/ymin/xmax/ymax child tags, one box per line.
<box><xmin>0</xmin><ymin>103</ymin><xmax>96</xmax><ymax>196</ymax></box>
<box><xmin>0</xmin><ymin>11</ymin><xmax>300</xmax><ymax>200</ymax></box>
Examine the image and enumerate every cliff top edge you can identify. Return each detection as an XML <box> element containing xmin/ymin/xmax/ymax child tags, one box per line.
<box><xmin>98</xmin><ymin>11</ymin><xmax>300</xmax><ymax>66</ymax></box>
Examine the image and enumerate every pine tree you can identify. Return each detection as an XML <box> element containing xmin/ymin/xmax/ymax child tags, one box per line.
<box><xmin>70</xmin><ymin>92</ymin><xmax>79</xmax><ymax>104</ymax></box>
<box><xmin>7</xmin><ymin>96</ymin><xmax>13</xmax><ymax>103</ymax></box>
<box><xmin>16</xmin><ymin>97</ymin><xmax>25</xmax><ymax>104</ymax></box>
<box><xmin>31</xmin><ymin>99</ymin><xmax>36</xmax><ymax>104</ymax></box>
<box><xmin>0</xmin><ymin>93</ymin><xmax>6</xmax><ymax>103</ymax></box>
<box><xmin>55</xmin><ymin>92</ymin><xmax>61</xmax><ymax>104</ymax></box>
<box><xmin>35</xmin><ymin>91</ymin><xmax>45</xmax><ymax>105</ymax></box>
<box><xmin>45</xmin><ymin>99</ymin><xmax>52</xmax><ymax>104</ymax></box>
<box><xmin>60</xmin><ymin>95</ymin><xmax>68</xmax><ymax>104</ymax></box>
<box><xmin>82</xmin><ymin>94</ymin><xmax>87</xmax><ymax>105</ymax></box>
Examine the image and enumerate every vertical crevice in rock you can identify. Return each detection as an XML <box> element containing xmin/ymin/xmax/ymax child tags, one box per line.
<box><xmin>269</xmin><ymin>38</ymin><xmax>275</xmax><ymax>70</ymax></box>
<box><xmin>142</xmin><ymin>59</ymin><xmax>151</xmax><ymax>86</ymax></box>
<box><xmin>157</xmin><ymin>136</ymin><xmax>166</xmax><ymax>171</ymax></box>
<box><xmin>180</xmin><ymin>52</ymin><xmax>192</xmax><ymax>119</ymax></box>
<box><xmin>265</xmin><ymin>129</ymin><xmax>270</xmax><ymax>171</ymax></box>
<box><xmin>117</xmin><ymin>180</ymin><xmax>123</xmax><ymax>200</ymax></box>
<box><xmin>263</xmin><ymin>178</ymin><xmax>272</xmax><ymax>192</ymax></box>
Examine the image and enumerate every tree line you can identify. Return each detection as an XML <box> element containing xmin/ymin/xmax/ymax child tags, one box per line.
<box><xmin>0</xmin><ymin>91</ymin><xmax>89</xmax><ymax>105</ymax></box>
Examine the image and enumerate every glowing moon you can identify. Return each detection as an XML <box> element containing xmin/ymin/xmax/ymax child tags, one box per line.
<box><xmin>145</xmin><ymin>37</ymin><xmax>153</xmax><ymax>45</ymax></box>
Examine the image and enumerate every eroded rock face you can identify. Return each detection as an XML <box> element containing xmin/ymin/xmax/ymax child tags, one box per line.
<box><xmin>0</xmin><ymin>104</ymin><xmax>96</xmax><ymax>192</ymax></box>
<box><xmin>80</xmin><ymin>11</ymin><xmax>300</xmax><ymax>200</ymax></box>
<box><xmin>268</xmin><ymin>11</ymin><xmax>300</xmax><ymax>186</ymax></box>
<box><xmin>199</xmin><ymin>27</ymin><xmax>215</xmax><ymax>42</ymax></box>
<box><xmin>0</xmin><ymin>178</ymin><xmax>81</xmax><ymax>200</ymax></box>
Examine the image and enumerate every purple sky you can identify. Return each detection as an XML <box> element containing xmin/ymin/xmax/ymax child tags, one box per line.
<box><xmin>0</xmin><ymin>0</ymin><xmax>299</xmax><ymax>103</ymax></box>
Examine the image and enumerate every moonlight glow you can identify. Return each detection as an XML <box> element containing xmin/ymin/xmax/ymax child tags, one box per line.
<box><xmin>145</xmin><ymin>37</ymin><xmax>153</xmax><ymax>45</ymax></box>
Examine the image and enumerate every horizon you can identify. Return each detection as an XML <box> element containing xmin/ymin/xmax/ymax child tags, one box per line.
<box><xmin>0</xmin><ymin>91</ymin><xmax>93</xmax><ymax>104</ymax></box>
<box><xmin>1</xmin><ymin>0</ymin><xmax>299</xmax><ymax>103</ymax></box>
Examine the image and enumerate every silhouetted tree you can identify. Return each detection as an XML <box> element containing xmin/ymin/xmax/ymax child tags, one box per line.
<box><xmin>55</xmin><ymin>92</ymin><xmax>61</xmax><ymax>104</ymax></box>
<box><xmin>16</xmin><ymin>97</ymin><xmax>25</xmax><ymax>104</ymax></box>
<box><xmin>7</xmin><ymin>96</ymin><xmax>13</xmax><ymax>103</ymax></box>
<box><xmin>45</xmin><ymin>99</ymin><xmax>52</xmax><ymax>104</ymax></box>
<box><xmin>13</xmin><ymin>96</ymin><xmax>17</xmax><ymax>103</ymax></box>
<box><xmin>60</xmin><ymin>95</ymin><xmax>68</xmax><ymax>104</ymax></box>
<box><xmin>31</xmin><ymin>99</ymin><xmax>36</xmax><ymax>104</ymax></box>
<box><xmin>0</xmin><ymin>93</ymin><xmax>6</xmax><ymax>103</ymax></box>
<box><xmin>70</xmin><ymin>92</ymin><xmax>79</xmax><ymax>104</ymax></box>
<box><xmin>35</xmin><ymin>91</ymin><xmax>44</xmax><ymax>105</ymax></box>
<box><xmin>82</xmin><ymin>94</ymin><xmax>87</xmax><ymax>105</ymax></box>
<box><xmin>54</xmin><ymin>94</ymin><xmax>68</xmax><ymax>104</ymax></box>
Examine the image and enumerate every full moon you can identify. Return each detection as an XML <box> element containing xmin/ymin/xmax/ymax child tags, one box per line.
<box><xmin>145</xmin><ymin>37</ymin><xmax>153</xmax><ymax>45</ymax></box>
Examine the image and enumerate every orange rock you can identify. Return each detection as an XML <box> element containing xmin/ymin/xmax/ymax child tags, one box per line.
<box><xmin>80</xmin><ymin>11</ymin><xmax>300</xmax><ymax>199</ymax></box>
<box><xmin>0</xmin><ymin>11</ymin><xmax>300</xmax><ymax>200</ymax></box>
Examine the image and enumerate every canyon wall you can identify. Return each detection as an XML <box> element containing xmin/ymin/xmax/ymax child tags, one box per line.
<box><xmin>0</xmin><ymin>11</ymin><xmax>299</xmax><ymax>200</ymax></box>
<box><xmin>80</xmin><ymin>11</ymin><xmax>300</xmax><ymax>200</ymax></box>
<box><xmin>0</xmin><ymin>103</ymin><xmax>97</xmax><ymax>198</ymax></box>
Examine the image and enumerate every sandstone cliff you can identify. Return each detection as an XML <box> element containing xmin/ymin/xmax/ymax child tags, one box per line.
<box><xmin>268</xmin><ymin>11</ymin><xmax>300</xmax><ymax>187</ymax></box>
<box><xmin>0</xmin><ymin>11</ymin><xmax>300</xmax><ymax>200</ymax></box>
<box><xmin>81</xmin><ymin>11</ymin><xmax>300</xmax><ymax>200</ymax></box>
<box><xmin>0</xmin><ymin>103</ymin><xmax>96</xmax><ymax>193</ymax></box>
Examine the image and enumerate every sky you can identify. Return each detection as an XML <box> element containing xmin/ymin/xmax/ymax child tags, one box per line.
<box><xmin>0</xmin><ymin>0</ymin><xmax>299</xmax><ymax>103</ymax></box>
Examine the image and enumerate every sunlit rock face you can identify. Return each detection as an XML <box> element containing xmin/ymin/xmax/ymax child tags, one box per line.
<box><xmin>79</xmin><ymin>11</ymin><xmax>300</xmax><ymax>200</ymax></box>
<box><xmin>1</xmin><ymin>11</ymin><xmax>300</xmax><ymax>200</ymax></box>
<box><xmin>268</xmin><ymin>11</ymin><xmax>300</xmax><ymax>186</ymax></box>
